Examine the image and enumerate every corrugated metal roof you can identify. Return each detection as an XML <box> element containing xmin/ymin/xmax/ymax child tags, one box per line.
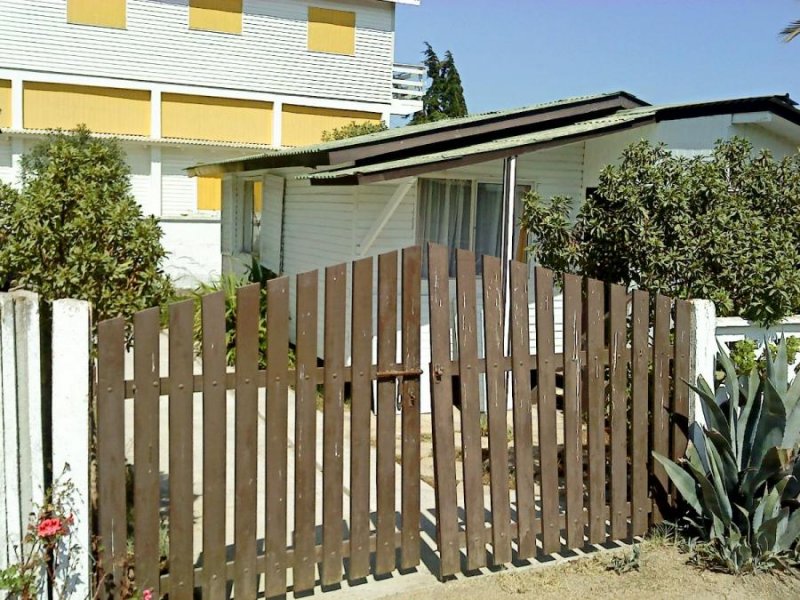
<box><xmin>302</xmin><ymin>108</ymin><xmax>658</xmax><ymax>182</ymax></box>
<box><xmin>0</xmin><ymin>128</ymin><xmax>275</xmax><ymax>150</ymax></box>
<box><xmin>188</xmin><ymin>91</ymin><xmax>646</xmax><ymax>170</ymax></box>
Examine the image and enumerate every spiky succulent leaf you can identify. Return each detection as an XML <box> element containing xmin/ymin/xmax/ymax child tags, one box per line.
<box><xmin>778</xmin><ymin>509</ymin><xmax>800</xmax><ymax>551</ymax></box>
<box><xmin>653</xmin><ymin>452</ymin><xmax>703</xmax><ymax>516</ymax></box>
<box><xmin>692</xmin><ymin>378</ymin><xmax>729</xmax><ymax>440</ymax></box>
<box><xmin>705</xmin><ymin>434</ymin><xmax>734</xmax><ymax>524</ymax></box>
<box><xmin>747</xmin><ymin>378</ymin><xmax>786</xmax><ymax>471</ymax></box>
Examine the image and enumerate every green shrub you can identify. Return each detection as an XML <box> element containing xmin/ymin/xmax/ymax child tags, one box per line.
<box><xmin>0</xmin><ymin>127</ymin><xmax>172</xmax><ymax>324</ymax></box>
<box><xmin>654</xmin><ymin>338</ymin><xmax>800</xmax><ymax>574</ymax></box>
<box><xmin>729</xmin><ymin>336</ymin><xmax>800</xmax><ymax>376</ymax></box>
<box><xmin>321</xmin><ymin>120</ymin><xmax>387</xmax><ymax>141</ymax></box>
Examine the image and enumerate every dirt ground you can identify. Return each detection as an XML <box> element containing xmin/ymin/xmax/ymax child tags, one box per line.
<box><xmin>388</xmin><ymin>542</ymin><xmax>800</xmax><ymax>600</ymax></box>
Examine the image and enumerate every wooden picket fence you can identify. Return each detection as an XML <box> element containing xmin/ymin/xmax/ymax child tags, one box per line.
<box><xmin>427</xmin><ymin>245</ymin><xmax>689</xmax><ymax>575</ymax></box>
<box><xmin>93</xmin><ymin>243</ymin><xmax>690</xmax><ymax>598</ymax></box>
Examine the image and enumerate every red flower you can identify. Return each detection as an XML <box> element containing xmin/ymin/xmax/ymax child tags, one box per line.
<box><xmin>37</xmin><ymin>517</ymin><xmax>65</xmax><ymax>538</ymax></box>
<box><xmin>142</xmin><ymin>589</ymin><xmax>153</xmax><ymax>600</ymax></box>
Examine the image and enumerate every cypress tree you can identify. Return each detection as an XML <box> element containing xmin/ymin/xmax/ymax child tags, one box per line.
<box><xmin>410</xmin><ymin>42</ymin><xmax>468</xmax><ymax>125</ymax></box>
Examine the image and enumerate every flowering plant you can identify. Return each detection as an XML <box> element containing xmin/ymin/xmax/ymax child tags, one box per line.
<box><xmin>0</xmin><ymin>467</ymin><xmax>80</xmax><ymax>599</ymax></box>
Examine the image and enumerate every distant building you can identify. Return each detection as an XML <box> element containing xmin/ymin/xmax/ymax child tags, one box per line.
<box><xmin>0</xmin><ymin>0</ymin><xmax>422</xmax><ymax>284</ymax></box>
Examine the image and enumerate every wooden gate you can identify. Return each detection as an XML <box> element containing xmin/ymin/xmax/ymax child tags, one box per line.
<box><xmin>427</xmin><ymin>245</ymin><xmax>690</xmax><ymax>576</ymax></box>
<box><xmin>95</xmin><ymin>248</ymin><xmax>422</xmax><ymax>598</ymax></box>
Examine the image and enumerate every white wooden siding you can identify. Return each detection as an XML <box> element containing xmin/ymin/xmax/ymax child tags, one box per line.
<box><xmin>122</xmin><ymin>144</ymin><xmax>152</xmax><ymax>214</ymax></box>
<box><xmin>0</xmin><ymin>139</ymin><xmax>13</xmax><ymax>184</ymax></box>
<box><xmin>260</xmin><ymin>174</ymin><xmax>285</xmax><ymax>273</ymax></box>
<box><xmin>0</xmin><ymin>0</ymin><xmax>395</xmax><ymax>105</ymax></box>
<box><xmin>352</xmin><ymin>182</ymin><xmax>416</xmax><ymax>256</ymax></box>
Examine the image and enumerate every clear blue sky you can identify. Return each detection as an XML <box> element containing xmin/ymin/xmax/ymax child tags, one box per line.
<box><xmin>394</xmin><ymin>0</ymin><xmax>800</xmax><ymax>114</ymax></box>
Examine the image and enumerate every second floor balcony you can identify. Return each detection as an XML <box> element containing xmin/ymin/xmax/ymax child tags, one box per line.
<box><xmin>391</xmin><ymin>63</ymin><xmax>425</xmax><ymax>116</ymax></box>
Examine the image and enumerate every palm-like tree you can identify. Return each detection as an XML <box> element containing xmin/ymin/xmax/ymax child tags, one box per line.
<box><xmin>781</xmin><ymin>19</ymin><xmax>800</xmax><ymax>42</ymax></box>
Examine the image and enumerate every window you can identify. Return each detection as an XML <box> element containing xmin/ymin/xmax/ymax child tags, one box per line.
<box><xmin>308</xmin><ymin>7</ymin><xmax>356</xmax><ymax>55</ymax></box>
<box><xmin>417</xmin><ymin>178</ymin><xmax>530</xmax><ymax>275</ymax></box>
<box><xmin>240</xmin><ymin>179</ymin><xmax>263</xmax><ymax>255</ymax></box>
<box><xmin>68</xmin><ymin>0</ymin><xmax>126</xmax><ymax>28</ymax></box>
<box><xmin>189</xmin><ymin>0</ymin><xmax>242</xmax><ymax>35</ymax></box>
<box><xmin>197</xmin><ymin>176</ymin><xmax>222</xmax><ymax>211</ymax></box>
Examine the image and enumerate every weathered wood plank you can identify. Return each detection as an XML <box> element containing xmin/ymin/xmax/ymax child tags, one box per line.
<box><xmin>265</xmin><ymin>277</ymin><xmax>290</xmax><ymax>597</ymax></box>
<box><xmin>427</xmin><ymin>244</ymin><xmax>460</xmax><ymax>577</ymax></box>
<box><xmin>630</xmin><ymin>290</ymin><xmax>650</xmax><ymax>537</ymax></box>
<box><xmin>673</xmin><ymin>301</ymin><xmax>691</xmax><ymax>461</ymax></box>
<box><xmin>401</xmin><ymin>247</ymin><xmax>422</xmax><ymax>570</ymax></box>
<box><xmin>349</xmin><ymin>259</ymin><xmax>373</xmax><ymax>581</ymax></box>
<box><xmin>482</xmin><ymin>255</ymin><xmax>512</xmax><ymax>565</ymax></box>
<box><xmin>562</xmin><ymin>274</ymin><xmax>584</xmax><ymax>550</ymax></box>
<box><xmin>322</xmin><ymin>264</ymin><xmax>347</xmax><ymax>586</ymax></box>
<box><xmin>234</xmin><ymin>283</ymin><xmax>260</xmax><ymax>599</ymax></box>
<box><xmin>586</xmin><ymin>279</ymin><xmax>606</xmax><ymax>544</ymax></box>
<box><xmin>201</xmin><ymin>291</ymin><xmax>228</xmax><ymax>599</ymax></box>
<box><xmin>609</xmin><ymin>283</ymin><xmax>628</xmax><ymax>541</ymax></box>
<box><xmin>510</xmin><ymin>261</ymin><xmax>537</xmax><ymax>559</ymax></box>
<box><xmin>650</xmin><ymin>294</ymin><xmax>672</xmax><ymax>523</ymax></box>
<box><xmin>133</xmin><ymin>308</ymin><xmax>161</xmax><ymax>598</ymax></box>
<box><xmin>293</xmin><ymin>271</ymin><xmax>319</xmax><ymax>593</ymax></box>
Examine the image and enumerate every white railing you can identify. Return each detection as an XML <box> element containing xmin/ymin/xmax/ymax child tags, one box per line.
<box><xmin>716</xmin><ymin>314</ymin><xmax>800</xmax><ymax>373</ymax></box>
<box><xmin>391</xmin><ymin>62</ymin><xmax>425</xmax><ymax>115</ymax></box>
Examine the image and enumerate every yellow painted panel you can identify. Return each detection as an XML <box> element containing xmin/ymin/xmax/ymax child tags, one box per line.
<box><xmin>23</xmin><ymin>82</ymin><xmax>150</xmax><ymax>135</ymax></box>
<box><xmin>308</xmin><ymin>7</ymin><xmax>355</xmax><ymax>55</ymax></box>
<box><xmin>282</xmin><ymin>105</ymin><xmax>381</xmax><ymax>147</ymax></box>
<box><xmin>197</xmin><ymin>176</ymin><xmax>222</xmax><ymax>211</ymax></box>
<box><xmin>189</xmin><ymin>0</ymin><xmax>242</xmax><ymax>35</ymax></box>
<box><xmin>67</xmin><ymin>0</ymin><xmax>126</xmax><ymax>29</ymax></box>
<box><xmin>0</xmin><ymin>80</ymin><xmax>11</xmax><ymax>129</ymax></box>
<box><xmin>162</xmin><ymin>93</ymin><xmax>272</xmax><ymax>144</ymax></box>
<box><xmin>253</xmin><ymin>180</ymin><xmax>263</xmax><ymax>213</ymax></box>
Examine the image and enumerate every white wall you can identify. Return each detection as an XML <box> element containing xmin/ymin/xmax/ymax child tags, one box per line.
<box><xmin>161</xmin><ymin>219</ymin><xmax>222</xmax><ymax>287</ymax></box>
<box><xmin>0</xmin><ymin>0</ymin><xmax>395</xmax><ymax>106</ymax></box>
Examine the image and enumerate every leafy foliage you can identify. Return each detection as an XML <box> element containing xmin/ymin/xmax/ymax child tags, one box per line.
<box><xmin>654</xmin><ymin>338</ymin><xmax>800</xmax><ymax>574</ymax></box>
<box><xmin>409</xmin><ymin>42</ymin><xmax>468</xmax><ymax>125</ymax></box>
<box><xmin>729</xmin><ymin>337</ymin><xmax>800</xmax><ymax>376</ymax></box>
<box><xmin>521</xmin><ymin>138</ymin><xmax>800</xmax><ymax>325</ymax></box>
<box><xmin>321</xmin><ymin>120</ymin><xmax>387</xmax><ymax>141</ymax></box>
<box><xmin>781</xmin><ymin>19</ymin><xmax>800</xmax><ymax>42</ymax></box>
<box><xmin>0</xmin><ymin>127</ymin><xmax>172</xmax><ymax>324</ymax></box>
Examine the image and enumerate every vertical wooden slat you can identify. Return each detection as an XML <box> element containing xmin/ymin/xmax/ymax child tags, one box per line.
<box><xmin>265</xmin><ymin>277</ymin><xmax>289</xmax><ymax>597</ymax></box>
<box><xmin>234</xmin><ymin>283</ymin><xmax>260</xmax><ymax>599</ymax></box>
<box><xmin>168</xmin><ymin>301</ymin><xmax>194</xmax><ymax>600</ymax></box>
<box><xmin>562</xmin><ymin>274</ymin><xmax>584</xmax><ymax>550</ymax></box>
<box><xmin>427</xmin><ymin>244</ymin><xmax>460</xmax><ymax>577</ymax></box>
<box><xmin>586</xmin><ymin>278</ymin><xmax>606</xmax><ymax>544</ymax></box>
<box><xmin>376</xmin><ymin>252</ymin><xmax>398</xmax><ymax>575</ymax></box>
<box><xmin>455</xmin><ymin>249</ymin><xmax>486</xmax><ymax>570</ymax></box>
<box><xmin>349</xmin><ymin>259</ymin><xmax>373</xmax><ymax>580</ymax></box>
<box><xmin>650</xmin><ymin>294</ymin><xmax>672</xmax><ymax>523</ymax></box>
<box><xmin>322</xmin><ymin>263</ymin><xmax>346</xmax><ymax>586</ymax></box>
<box><xmin>630</xmin><ymin>290</ymin><xmax>650</xmax><ymax>537</ymax></box>
<box><xmin>97</xmin><ymin>317</ymin><xmax>126</xmax><ymax>597</ymax></box>
<box><xmin>133</xmin><ymin>308</ymin><xmax>161</xmax><ymax>597</ymax></box>
<box><xmin>482</xmin><ymin>255</ymin><xmax>511</xmax><ymax>565</ymax></box>
<box><xmin>673</xmin><ymin>300</ymin><xmax>691</xmax><ymax>461</ymax></box>
<box><xmin>609</xmin><ymin>284</ymin><xmax>628</xmax><ymax>541</ymax></box>
<box><xmin>535</xmin><ymin>267</ymin><xmax>560</xmax><ymax>554</ymax></box>
<box><xmin>201</xmin><ymin>292</ymin><xmax>227</xmax><ymax>598</ymax></box>
<box><xmin>293</xmin><ymin>271</ymin><xmax>319</xmax><ymax>593</ymax></box>
<box><xmin>510</xmin><ymin>261</ymin><xmax>536</xmax><ymax>559</ymax></box>
<box><xmin>401</xmin><ymin>246</ymin><xmax>422</xmax><ymax>570</ymax></box>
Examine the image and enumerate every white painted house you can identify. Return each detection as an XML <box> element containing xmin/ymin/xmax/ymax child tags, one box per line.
<box><xmin>0</xmin><ymin>0</ymin><xmax>422</xmax><ymax>285</ymax></box>
<box><xmin>191</xmin><ymin>91</ymin><xmax>800</xmax><ymax>411</ymax></box>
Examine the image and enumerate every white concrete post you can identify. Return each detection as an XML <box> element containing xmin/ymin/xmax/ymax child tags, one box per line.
<box><xmin>13</xmin><ymin>291</ymin><xmax>46</xmax><ymax>520</ymax></box>
<box><xmin>51</xmin><ymin>299</ymin><xmax>92</xmax><ymax>599</ymax></box>
<box><xmin>0</xmin><ymin>292</ymin><xmax>20</xmax><ymax>570</ymax></box>
<box><xmin>688</xmin><ymin>299</ymin><xmax>717</xmax><ymax>426</ymax></box>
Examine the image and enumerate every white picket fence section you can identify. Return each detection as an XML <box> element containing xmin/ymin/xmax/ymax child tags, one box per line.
<box><xmin>0</xmin><ymin>291</ymin><xmax>91</xmax><ymax>600</ymax></box>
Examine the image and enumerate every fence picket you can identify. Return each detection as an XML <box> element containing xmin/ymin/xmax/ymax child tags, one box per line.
<box><xmin>481</xmin><ymin>255</ymin><xmax>512</xmax><ymax>565</ymax></box>
<box><xmin>456</xmin><ymin>249</ymin><xmax>487</xmax><ymax>570</ymax></box>
<box><xmin>510</xmin><ymin>260</ymin><xmax>537</xmax><ymax>559</ymax></box>
<box><xmin>322</xmin><ymin>263</ymin><xmax>346</xmax><ymax>586</ymax></box>
<box><xmin>201</xmin><ymin>291</ymin><xmax>227</xmax><ymax>598</ymax></box>
<box><xmin>630</xmin><ymin>290</ymin><xmax>650</xmax><ymax>536</ymax></box>
<box><xmin>651</xmin><ymin>294</ymin><xmax>672</xmax><ymax>523</ymax></box>
<box><xmin>265</xmin><ymin>277</ymin><xmax>290</xmax><ymax>597</ymax></box>
<box><xmin>349</xmin><ymin>259</ymin><xmax>373</xmax><ymax>580</ymax></box>
<box><xmin>562</xmin><ymin>274</ymin><xmax>584</xmax><ymax>549</ymax></box>
<box><xmin>609</xmin><ymin>283</ymin><xmax>628</xmax><ymax>541</ymax></box>
<box><xmin>133</xmin><ymin>308</ymin><xmax>161</xmax><ymax>597</ymax></box>
<box><xmin>401</xmin><ymin>247</ymin><xmax>422</xmax><ymax>570</ymax></box>
<box><xmin>535</xmin><ymin>267</ymin><xmax>560</xmax><ymax>554</ymax></box>
<box><xmin>586</xmin><ymin>278</ymin><xmax>606</xmax><ymax>544</ymax></box>
<box><xmin>233</xmin><ymin>283</ymin><xmax>260</xmax><ymax>599</ymax></box>
<box><xmin>293</xmin><ymin>271</ymin><xmax>319</xmax><ymax>593</ymax></box>
<box><xmin>96</xmin><ymin>317</ymin><xmax>127</xmax><ymax>598</ymax></box>
<box><xmin>673</xmin><ymin>301</ymin><xmax>691</xmax><ymax>462</ymax></box>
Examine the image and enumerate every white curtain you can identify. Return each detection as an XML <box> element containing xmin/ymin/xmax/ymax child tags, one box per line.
<box><xmin>417</xmin><ymin>179</ymin><xmax>472</xmax><ymax>275</ymax></box>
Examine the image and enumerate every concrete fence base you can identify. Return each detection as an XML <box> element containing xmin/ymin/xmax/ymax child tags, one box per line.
<box><xmin>0</xmin><ymin>292</ymin><xmax>91</xmax><ymax>599</ymax></box>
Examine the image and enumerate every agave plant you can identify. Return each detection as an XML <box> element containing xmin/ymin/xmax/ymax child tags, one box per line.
<box><xmin>654</xmin><ymin>338</ymin><xmax>800</xmax><ymax>573</ymax></box>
